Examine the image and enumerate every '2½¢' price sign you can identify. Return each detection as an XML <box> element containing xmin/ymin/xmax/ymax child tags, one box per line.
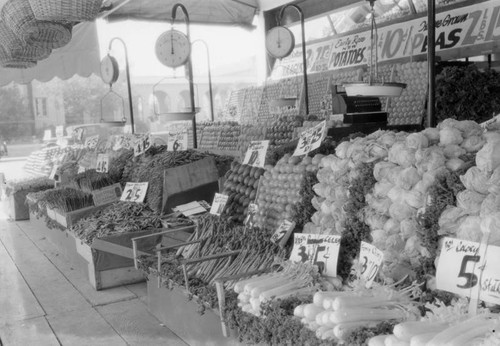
<box><xmin>120</xmin><ymin>182</ymin><xmax>149</xmax><ymax>203</ymax></box>
<box><xmin>436</xmin><ymin>237</ymin><xmax>500</xmax><ymax>306</ymax></box>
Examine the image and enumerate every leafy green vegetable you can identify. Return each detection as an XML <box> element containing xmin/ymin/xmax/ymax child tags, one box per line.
<box><xmin>343</xmin><ymin>320</ymin><xmax>396</xmax><ymax>346</ymax></box>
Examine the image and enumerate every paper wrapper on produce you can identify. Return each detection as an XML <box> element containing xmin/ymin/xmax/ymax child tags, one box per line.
<box><xmin>162</xmin><ymin>157</ymin><xmax>220</xmax><ymax>214</ymax></box>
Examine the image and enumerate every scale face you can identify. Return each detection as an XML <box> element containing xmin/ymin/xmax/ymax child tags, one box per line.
<box><xmin>266</xmin><ymin>26</ymin><xmax>295</xmax><ymax>59</ymax></box>
<box><xmin>100</xmin><ymin>55</ymin><xmax>119</xmax><ymax>85</ymax></box>
<box><xmin>155</xmin><ymin>29</ymin><xmax>191</xmax><ymax>68</ymax></box>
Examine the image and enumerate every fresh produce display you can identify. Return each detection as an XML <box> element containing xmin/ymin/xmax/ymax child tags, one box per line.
<box><xmin>255</xmin><ymin>153</ymin><xmax>324</xmax><ymax>232</ymax></box>
<box><xmin>217</xmin><ymin>122</ymin><xmax>240</xmax><ymax>151</ymax></box>
<box><xmin>107</xmin><ymin>148</ymin><xmax>134</xmax><ymax>183</ymax></box>
<box><xmin>238</xmin><ymin>124</ymin><xmax>267</xmax><ymax>155</ymax></box>
<box><xmin>70</xmin><ymin>202</ymin><xmax>162</xmax><ymax>244</ymax></box>
<box><xmin>234</xmin><ymin>261</ymin><xmax>319</xmax><ymax>317</ymax></box>
<box><xmin>27</xmin><ymin>188</ymin><xmax>94</xmax><ymax>214</ymax></box>
<box><xmin>5</xmin><ymin>177</ymin><xmax>54</xmax><ymax>197</ymax></box>
<box><xmin>239</xmin><ymin>86</ymin><xmax>263</xmax><ymax>125</ymax></box>
<box><xmin>293</xmin><ymin>282</ymin><xmax>419</xmax><ymax>343</ymax></box>
<box><xmin>24</xmin><ymin>146</ymin><xmax>64</xmax><ymax>176</ymax></box>
<box><xmin>121</xmin><ymin>147</ymin><xmax>233</xmax><ymax>213</ymax></box>
<box><xmin>265</xmin><ymin>116</ymin><xmax>302</xmax><ymax>148</ymax></box>
<box><xmin>221</xmin><ymin>161</ymin><xmax>264</xmax><ymax>223</ymax></box>
<box><xmin>199</xmin><ymin>122</ymin><xmax>220</xmax><ymax>150</ymax></box>
<box><xmin>66</xmin><ymin>169</ymin><xmax>116</xmax><ymax>192</ymax></box>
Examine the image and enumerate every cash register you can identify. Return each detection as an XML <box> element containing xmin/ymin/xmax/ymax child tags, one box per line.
<box><xmin>331</xmin><ymin>85</ymin><xmax>388</xmax><ymax>125</ymax></box>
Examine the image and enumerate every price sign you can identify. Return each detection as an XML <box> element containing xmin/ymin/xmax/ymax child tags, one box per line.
<box><xmin>55</xmin><ymin>125</ymin><xmax>64</xmax><ymax>138</ymax></box>
<box><xmin>120</xmin><ymin>182</ymin><xmax>148</xmax><ymax>203</ymax></box>
<box><xmin>43</xmin><ymin>129</ymin><xmax>52</xmax><ymax>141</ymax></box>
<box><xmin>85</xmin><ymin>135</ymin><xmax>99</xmax><ymax>150</ymax></box>
<box><xmin>289</xmin><ymin>233</ymin><xmax>341</xmax><ymax>277</ymax></box>
<box><xmin>77</xmin><ymin>165</ymin><xmax>86</xmax><ymax>174</ymax></box>
<box><xmin>210</xmin><ymin>193</ymin><xmax>229</xmax><ymax>216</ymax></box>
<box><xmin>49</xmin><ymin>165</ymin><xmax>59</xmax><ymax>181</ymax></box>
<box><xmin>270</xmin><ymin>220</ymin><xmax>295</xmax><ymax>248</ymax></box>
<box><xmin>96</xmin><ymin>154</ymin><xmax>109</xmax><ymax>173</ymax></box>
<box><xmin>243</xmin><ymin>140</ymin><xmax>269</xmax><ymax>168</ymax></box>
<box><xmin>293</xmin><ymin>121</ymin><xmax>326</xmax><ymax>157</ymax></box>
<box><xmin>359</xmin><ymin>242</ymin><xmax>384</xmax><ymax>288</ymax></box>
<box><xmin>244</xmin><ymin>203</ymin><xmax>259</xmax><ymax>227</ymax></box>
<box><xmin>72</xmin><ymin>127</ymin><xmax>84</xmax><ymax>142</ymax></box>
<box><xmin>436</xmin><ymin>237</ymin><xmax>500</xmax><ymax>305</ymax></box>
<box><xmin>167</xmin><ymin>131</ymin><xmax>188</xmax><ymax>152</ymax></box>
<box><xmin>173</xmin><ymin>201</ymin><xmax>207</xmax><ymax>217</ymax></box>
<box><xmin>92</xmin><ymin>183</ymin><xmax>122</xmax><ymax>206</ymax></box>
<box><xmin>134</xmin><ymin>133</ymin><xmax>152</xmax><ymax>157</ymax></box>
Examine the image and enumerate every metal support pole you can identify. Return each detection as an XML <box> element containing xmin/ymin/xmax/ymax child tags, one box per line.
<box><xmin>427</xmin><ymin>0</ymin><xmax>436</xmax><ymax>128</ymax></box>
<box><xmin>109</xmin><ymin>37</ymin><xmax>135</xmax><ymax>134</ymax></box>
<box><xmin>172</xmin><ymin>3</ymin><xmax>198</xmax><ymax>148</ymax></box>
<box><xmin>192</xmin><ymin>40</ymin><xmax>215</xmax><ymax>122</ymax></box>
<box><xmin>279</xmin><ymin>4</ymin><xmax>309</xmax><ymax>115</ymax></box>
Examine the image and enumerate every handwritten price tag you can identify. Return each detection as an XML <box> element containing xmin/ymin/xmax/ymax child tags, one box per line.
<box><xmin>85</xmin><ymin>135</ymin><xmax>99</xmax><ymax>150</ymax></box>
<box><xmin>167</xmin><ymin>131</ymin><xmax>188</xmax><ymax>152</ymax></box>
<box><xmin>92</xmin><ymin>183</ymin><xmax>122</xmax><ymax>206</ymax></box>
<box><xmin>72</xmin><ymin>127</ymin><xmax>84</xmax><ymax>142</ymax></box>
<box><xmin>243</xmin><ymin>140</ymin><xmax>269</xmax><ymax>168</ymax></box>
<box><xmin>436</xmin><ymin>237</ymin><xmax>500</xmax><ymax>305</ymax></box>
<box><xmin>244</xmin><ymin>203</ymin><xmax>259</xmax><ymax>227</ymax></box>
<box><xmin>120</xmin><ymin>182</ymin><xmax>148</xmax><ymax>203</ymax></box>
<box><xmin>96</xmin><ymin>154</ymin><xmax>109</xmax><ymax>173</ymax></box>
<box><xmin>134</xmin><ymin>133</ymin><xmax>152</xmax><ymax>156</ymax></box>
<box><xmin>210</xmin><ymin>193</ymin><xmax>229</xmax><ymax>216</ymax></box>
<box><xmin>289</xmin><ymin>233</ymin><xmax>341</xmax><ymax>277</ymax></box>
<box><xmin>270</xmin><ymin>220</ymin><xmax>295</xmax><ymax>248</ymax></box>
<box><xmin>43</xmin><ymin>129</ymin><xmax>52</xmax><ymax>141</ymax></box>
<box><xmin>293</xmin><ymin>121</ymin><xmax>326</xmax><ymax>156</ymax></box>
<box><xmin>359</xmin><ymin>242</ymin><xmax>384</xmax><ymax>288</ymax></box>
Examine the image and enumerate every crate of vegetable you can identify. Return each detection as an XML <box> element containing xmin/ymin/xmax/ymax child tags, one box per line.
<box><xmin>5</xmin><ymin>177</ymin><xmax>54</xmax><ymax>220</ymax></box>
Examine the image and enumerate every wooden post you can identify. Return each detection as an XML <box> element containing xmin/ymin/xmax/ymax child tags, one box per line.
<box><xmin>182</xmin><ymin>264</ymin><xmax>190</xmax><ymax>292</ymax></box>
<box><xmin>157</xmin><ymin>250</ymin><xmax>162</xmax><ymax>289</ymax></box>
<box><xmin>215</xmin><ymin>280</ymin><xmax>229</xmax><ymax>338</ymax></box>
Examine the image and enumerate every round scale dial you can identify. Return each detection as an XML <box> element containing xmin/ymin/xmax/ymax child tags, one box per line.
<box><xmin>266</xmin><ymin>26</ymin><xmax>295</xmax><ymax>59</ymax></box>
<box><xmin>100</xmin><ymin>55</ymin><xmax>119</xmax><ymax>85</ymax></box>
<box><xmin>155</xmin><ymin>29</ymin><xmax>191</xmax><ymax>68</ymax></box>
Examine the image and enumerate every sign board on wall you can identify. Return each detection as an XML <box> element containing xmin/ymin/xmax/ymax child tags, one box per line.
<box><xmin>273</xmin><ymin>0</ymin><xmax>500</xmax><ymax>78</ymax></box>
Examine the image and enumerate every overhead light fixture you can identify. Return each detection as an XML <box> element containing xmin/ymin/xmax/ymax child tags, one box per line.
<box><xmin>343</xmin><ymin>0</ymin><xmax>406</xmax><ymax>97</ymax></box>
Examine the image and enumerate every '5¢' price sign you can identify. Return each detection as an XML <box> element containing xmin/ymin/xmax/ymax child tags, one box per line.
<box><xmin>134</xmin><ymin>133</ymin><xmax>152</xmax><ymax>157</ymax></box>
<box><xmin>359</xmin><ymin>241</ymin><xmax>384</xmax><ymax>288</ymax></box>
<box><xmin>96</xmin><ymin>154</ymin><xmax>109</xmax><ymax>173</ymax></box>
<box><xmin>293</xmin><ymin>120</ymin><xmax>326</xmax><ymax>157</ymax></box>
<box><xmin>167</xmin><ymin>131</ymin><xmax>188</xmax><ymax>152</ymax></box>
<box><xmin>436</xmin><ymin>237</ymin><xmax>500</xmax><ymax>306</ymax></box>
<box><xmin>120</xmin><ymin>182</ymin><xmax>148</xmax><ymax>203</ymax></box>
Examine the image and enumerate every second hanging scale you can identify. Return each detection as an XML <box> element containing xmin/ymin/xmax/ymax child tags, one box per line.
<box><xmin>154</xmin><ymin>3</ymin><xmax>198</xmax><ymax>148</ymax></box>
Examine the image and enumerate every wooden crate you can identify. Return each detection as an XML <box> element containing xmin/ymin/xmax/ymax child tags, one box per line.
<box><xmin>46</xmin><ymin>204</ymin><xmax>110</xmax><ymax>228</ymax></box>
<box><xmin>147</xmin><ymin>275</ymin><xmax>243</xmax><ymax>346</ymax></box>
<box><xmin>9</xmin><ymin>191</ymin><xmax>30</xmax><ymax>221</ymax></box>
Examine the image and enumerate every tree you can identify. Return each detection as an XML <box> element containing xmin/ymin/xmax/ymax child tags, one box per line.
<box><xmin>0</xmin><ymin>85</ymin><xmax>31</xmax><ymax>141</ymax></box>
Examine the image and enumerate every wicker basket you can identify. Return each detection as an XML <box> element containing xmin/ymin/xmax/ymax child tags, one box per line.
<box><xmin>0</xmin><ymin>21</ymin><xmax>52</xmax><ymax>62</ymax></box>
<box><xmin>1</xmin><ymin>0</ymin><xmax>73</xmax><ymax>49</ymax></box>
<box><xmin>28</xmin><ymin>0</ymin><xmax>104</xmax><ymax>22</ymax></box>
<box><xmin>0</xmin><ymin>43</ymin><xmax>37</xmax><ymax>69</ymax></box>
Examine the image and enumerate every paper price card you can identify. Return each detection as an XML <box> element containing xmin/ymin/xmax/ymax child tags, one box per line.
<box><xmin>167</xmin><ymin>131</ymin><xmax>188</xmax><ymax>152</ymax></box>
<box><xmin>134</xmin><ymin>133</ymin><xmax>152</xmax><ymax>157</ymax></box>
<box><xmin>96</xmin><ymin>154</ymin><xmax>109</xmax><ymax>173</ymax></box>
<box><xmin>85</xmin><ymin>135</ymin><xmax>99</xmax><ymax>150</ymax></box>
<box><xmin>120</xmin><ymin>182</ymin><xmax>148</xmax><ymax>203</ymax></box>
<box><xmin>43</xmin><ymin>129</ymin><xmax>52</xmax><ymax>141</ymax></box>
<box><xmin>243</xmin><ymin>140</ymin><xmax>269</xmax><ymax>168</ymax></box>
<box><xmin>244</xmin><ymin>203</ymin><xmax>259</xmax><ymax>227</ymax></box>
<box><xmin>359</xmin><ymin>242</ymin><xmax>384</xmax><ymax>288</ymax></box>
<box><xmin>289</xmin><ymin>233</ymin><xmax>341</xmax><ymax>277</ymax></box>
<box><xmin>436</xmin><ymin>237</ymin><xmax>500</xmax><ymax>305</ymax></box>
<box><xmin>72</xmin><ymin>127</ymin><xmax>84</xmax><ymax>142</ymax></box>
<box><xmin>293</xmin><ymin>121</ymin><xmax>326</xmax><ymax>157</ymax></box>
<box><xmin>270</xmin><ymin>220</ymin><xmax>295</xmax><ymax>248</ymax></box>
<box><xmin>55</xmin><ymin>125</ymin><xmax>64</xmax><ymax>138</ymax></box>
<box><xmin>92</xmin><ymin>183</ymin><xmax>122</xmax><ymax>206</ymax></box>
<box><xmin>210</xmin><ymin>193</ymin><xmax>229</xmax><ymax>216</ymax></box>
